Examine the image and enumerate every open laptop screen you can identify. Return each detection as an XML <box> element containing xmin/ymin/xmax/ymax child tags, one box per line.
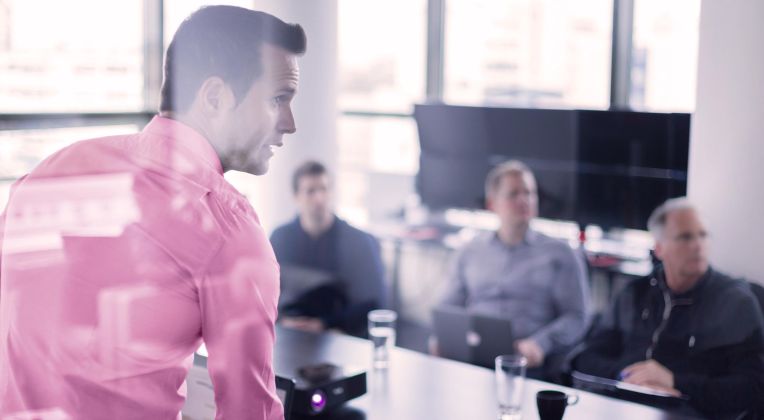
<box><xmin>432</xmin><ymin>305</ymin><xmax>515</xmax><ymax>368</ymax></box>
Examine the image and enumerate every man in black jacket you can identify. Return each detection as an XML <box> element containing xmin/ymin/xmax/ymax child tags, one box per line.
<box><xmin>573</xmin><ymin>197</ymin><xmax>764</xmax><ymax>418</ymax></box>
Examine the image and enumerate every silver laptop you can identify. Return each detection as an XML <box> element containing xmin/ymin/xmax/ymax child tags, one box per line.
<box><xmin>432</xmin><ymin>305</ymin><xmax>515</xmax><ymax>368</ymax></box>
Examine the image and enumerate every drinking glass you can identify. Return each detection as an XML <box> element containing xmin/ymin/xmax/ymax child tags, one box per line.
<box><xmin>495</xmin><ymin>354</ymin><xmax>527</xmax><ymax>420</ymax></box>
<box><xmin>368</xmin><ymin>309</ymin><xmax>397</xmax><ymax>369</ymax></box>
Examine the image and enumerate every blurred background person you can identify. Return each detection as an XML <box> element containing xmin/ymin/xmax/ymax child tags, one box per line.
<box><xmin>432</xmin><ymin>160</ymin><xmax>590</xmax><ymax>378</ymax></box>
<box><xmin>271</xmin><ymin>160</ymin><xmax>386</xmax><ymax>337</ymax></box>
<box><xmin>572</xmin><ymin>198</ymin><xmax>764</xmax><ymax>418</ymax></box>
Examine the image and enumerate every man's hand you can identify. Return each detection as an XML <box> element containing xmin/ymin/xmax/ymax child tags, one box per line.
<box><xmin>621</xmin><ymin>359</ymin><xmax>677</xmax><ymax>392</ymax></box>
<box><xmin>280</xmin><ymin>316</ymin><xmax>326</xmax><ymax>333</ymax></box>
<box><xmin>515</xmin><ymin>338</ymin><xmax>545</xmax><ymax>368</ymax></box>
<box><xmin>641</xmin><ymin>384</ymin><xmax>682</xmax><ymax>397</ymax></box>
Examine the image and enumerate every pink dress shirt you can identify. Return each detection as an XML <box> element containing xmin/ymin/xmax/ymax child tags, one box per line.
<box><xmin>0</xmin><ymin>116</ymin><xmax>283</xmax><ymax>420</ymax></box>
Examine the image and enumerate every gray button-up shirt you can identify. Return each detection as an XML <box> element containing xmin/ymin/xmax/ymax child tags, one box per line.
<box><xmin>439</xmin><ymin>230</ymin><xmax>590</xmax><ymax>354</ymax></box>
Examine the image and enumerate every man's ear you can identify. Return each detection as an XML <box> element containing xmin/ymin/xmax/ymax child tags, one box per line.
<box><xmin>485</xmin><ymin>195</ymin><xmax>494</xmax><ymax>212</ymax></box>
<box><xmin>198</xmin><ymin>77</ymin><xmax>235</xmax><ymax>116</ymax></box>
<box><xmin>654</xmin><ymin>241</ymin><xmax>665</xmax><ymax>261</ymax></box>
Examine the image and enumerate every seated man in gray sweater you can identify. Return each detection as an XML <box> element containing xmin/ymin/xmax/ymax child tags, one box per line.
<box><xmin>433</xmin><ymin>160</ymin><xmax>590</xmax><ymax>374</ymax></box>
<box><xmin>270</xmin><ymin>160</ymin><xmax>386</xmax><ymax>337</ymax></box>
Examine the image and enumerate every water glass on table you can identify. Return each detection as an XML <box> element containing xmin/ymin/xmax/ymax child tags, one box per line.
<box><xmin>495</xmin><ymin>354</ymin><xmax>527</xmax><ymax>420</ymax></box>
<box><xmin>368</xmin><ymin>309</ymin><xmax>397</xmax><ymax>369</ymax></box>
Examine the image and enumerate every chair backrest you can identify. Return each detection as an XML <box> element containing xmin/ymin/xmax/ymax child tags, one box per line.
<box><xmin>276</xmin><ymin>375</ymin><xmax>296</xmax><ymax>420</ymax></box>
<box><xmin>748</xmin><ymin>281</ymin><xmax>764</xmax><ymax>318</ymax></box>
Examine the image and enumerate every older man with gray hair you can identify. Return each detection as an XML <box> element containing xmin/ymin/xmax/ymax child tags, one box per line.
<box><xmin>572</xmin><ymin>197</ymin><xmax>764</xmax><ymax>417</ymax></box>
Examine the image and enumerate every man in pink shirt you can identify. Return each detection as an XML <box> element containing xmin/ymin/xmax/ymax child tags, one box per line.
<box><xmin>0</xmin><ymin>6</ymin><xmax>305</xmax><ymax>419</ymax></box>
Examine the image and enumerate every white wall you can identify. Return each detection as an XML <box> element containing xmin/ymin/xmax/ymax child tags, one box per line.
<box><xmin>228</xmin><ymin>0</ymin><xmax>338</xmax><ymax>232</ymax></box>
<box><xmin>688</xmin><ymin>0</ymin><xmax>764</xmax><ymax>284</ymax></box>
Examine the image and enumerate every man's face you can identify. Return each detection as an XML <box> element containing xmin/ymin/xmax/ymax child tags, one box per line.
<box><xmin>487</xmin><ymin>172</ymin><xmax>538</xmax><ymax>228</ymax></box>
<box><xmin>219</xmin><ymin>44</ymin><xmax>299</xmax><ymax>175</ymax></box>
<box><xmin>295</xmin><ymin>174</ymin><xmax>332</xmax><ymax>222</ymax></box>
<box><xmin>654</xmin><ymin>208</ymin><xmax>709</xmax><ymax>290</ymax></box>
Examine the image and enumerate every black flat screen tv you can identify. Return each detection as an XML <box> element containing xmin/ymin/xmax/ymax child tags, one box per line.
<box><xmin>414</xmin><ymin>104</ymin><xmax>690</xmax><ymax>230</ymax></box>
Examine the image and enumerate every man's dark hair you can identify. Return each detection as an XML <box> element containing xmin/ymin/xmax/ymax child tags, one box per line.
<box><xmin>159</xmin><ymin>6</ymin><xmax>306</xmax><ymax>113</ymax></box>
<box><xmin>292</xmin><ymin>161</ymin><xmax>328</xmax><ymax>194</ymax></box>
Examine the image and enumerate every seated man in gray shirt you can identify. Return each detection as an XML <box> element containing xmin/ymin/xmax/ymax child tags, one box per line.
<box><xmin>434</xmin><ymin>160</ymin><xmax>590</xmax><ymax>374</ymax></box>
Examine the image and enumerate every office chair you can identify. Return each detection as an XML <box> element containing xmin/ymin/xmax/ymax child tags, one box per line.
<box><xmin>747</xmin><ymin>281</ymin><xmax>764</xmax><ymax>317</ymax></box>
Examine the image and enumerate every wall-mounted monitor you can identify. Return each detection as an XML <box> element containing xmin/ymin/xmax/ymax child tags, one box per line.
<box><xmin>414</xmin><ymin>104</ymin><xmax>690</xmax><ymax>230</ymax></box>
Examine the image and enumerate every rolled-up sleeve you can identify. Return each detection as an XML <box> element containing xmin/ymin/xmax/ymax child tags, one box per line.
<box><xmin>196</xmin><ymin>229</ymin><xmax>283</xmax><ymax>420</ymax></box>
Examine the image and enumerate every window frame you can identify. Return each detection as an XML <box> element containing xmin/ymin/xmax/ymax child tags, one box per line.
<box><xmin>0</xmin><ymin>0</ymin><xmax>663</xmax><ymax>165</ymax></box>
<box><xmin>341</xmin><ymin>0</ymin><xmax>638</xmax><ymax>120</ymax></box>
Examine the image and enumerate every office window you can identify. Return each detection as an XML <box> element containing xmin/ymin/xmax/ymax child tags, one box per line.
<box><xmin>338</xmin><ymin>0</ymin><xmax>427</xmax><ymax>113</ymax></box>
<box><xmin>0</xmin><ymin>124</ymin><xmax>139</xmax><ymax>210</ymax></box>
<box><xmin>444</xmin><ymin>0</ymin><xmax>613</xmax><ymax>109</ymax></box>
<box><xmin>630</xmin><ymin>0</ymin><xmax>701</xmax><ymax>112</ymax></box>
<box><xmin>336</xmin><ymin>115</ymin><xmax>419</xmax><ymax>225</ymax></box>
<box><xmin>163</xmin><ymin>0</ymin><xmax>253</xmax><ymax>49</ymax></box>
<box><xmin>336</xmin><ymin>0</ymin><xmax>426</xmax><ymax>223</ymax></box>
<box><xmin>338</xmin><ymin>115</ymin><xmax>419</xmax><ymax>175</ymax></box>
<box><xmin>0</xmin><ymin>0</ymin><xmax>144</xmax><ymax>112</ymax></box>
<box><xmin>0</xmin><ymin>125</ymin><xmax>139</xmax><ymax>179</ymax></box>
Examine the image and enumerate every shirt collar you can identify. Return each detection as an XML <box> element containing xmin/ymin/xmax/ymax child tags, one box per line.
<box><xmin>142</xmin><ymin>116</ymin><xmax>224</xmax><ymax>176</ymax></box>
<box><xmin>657</xmin><ymin>266</ymin><xmax>713</xmax><ymax>300</ymax></box>
<box><xmin>295</xmin><ymin>215</ymin><xmax>340</xmax><ymax>240</ymax></box>
<box><xmin>492</xmin><ymin>228</ymin><xmax>538</xmax><ymax>248</ymax></box>
<box><xmin>682</xmin><ymin>266</ymin><xmax>712</xmax><ymax>297</ymax></box>
<box><xmin>524</xmin><ymin>229</ymin><xmax>540</xmax><ymax>244</ymax></box>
